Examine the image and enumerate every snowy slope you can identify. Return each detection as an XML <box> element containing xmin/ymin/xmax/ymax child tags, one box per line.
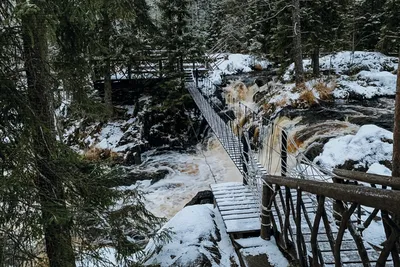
<box><xmin>209</xmin><ymin>53</ymin><xmax>271</xmax><ymax>84</ymax></box>
<box><xmin>144</xmin><ymin>205</ymin><xmax>239</xmax><ymax>267</ymax></box>
<box><xmin>284</xmin><ymin>51</ymin><xmax>398</xmax><ymax>99</ymax></box>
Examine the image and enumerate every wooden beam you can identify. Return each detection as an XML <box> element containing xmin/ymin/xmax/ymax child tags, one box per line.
<box><xmin>260</xmin><ymin>183</ymin><xmax>272</xmax><ymax>240</ymax></box>
<box><xmin>263</xmin><ymin>175</ymin><xmax>400</xmax><ymax>215</ymax></box>
<box><xmin>333</xmin><ymin>168</ymin><xmax>400</xmax><ymax>188</ymax></box>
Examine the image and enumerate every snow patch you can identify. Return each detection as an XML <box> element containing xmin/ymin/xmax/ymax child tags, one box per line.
<box><xmin>240</xmin><ymin>238</ymin><xmax>289</xmax><ymax>267</ymax></box>
<box><xmin>284</xmin><ymin>51</ymin><xmax>398</xmax><ymax>99</ymax></box>
<box><xmin>367</xmin><ymin>162</ymin><xmax>392</xmax><ymax>176</ymax></box>
<box><xmin>144</xmin><ymin>205</ymin><xmax>239</xmax><ymax>267</ymax></box>
<box><xmin>209</xmin><ymin>53</ymin><xmax>271</xmax><ymax>84</ymax></box>
<box><xmin>314</xmin><ymin>125</ymin><xmax>393</xmax><ymax>170</ymax></box>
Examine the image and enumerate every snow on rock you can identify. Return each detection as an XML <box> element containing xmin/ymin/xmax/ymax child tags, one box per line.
<box><xmin>210</xmin><ymin>53</ymin><xmax>271</xmax><ymax>84</ymax></box>
<box><xmin>334</xmin><ymin>70</ymin><xmax>397</xmax><ymax>99</ymax></box>
<box><xmin>63</xmin><ymin>106</ymin><xmax>144</xmax><ymax>155</ymax></box>
<box><xmin>283</xmin><ymin>51</ymin><xmax>398</xmax><ymax>99</ymax></box>
<box><xmin>367</xmin><ymin>162</ymin><xmax>392</xmax><ymax>176</ymax></box>
<box><xmin>97</xmin><ymin>122</ymin><xmax>126</xmax><ymax>149</ymax></box>
<box><xmin>314</xmin><ymin>124</ymin><xmax>393</xmax><ymax>170</ymax></box>
<box><xmin>285</xmin><ymin>51</ymin><xmax>397</xmax><ymax>79</ymax></box>
<box><xmin>240</xmin><ymin>238</ymin><xmax>289</xmax><ymax>267</ymax></box>
<box><xmin>144</xmin><ymin>204</ymin><xmax>239</xmax><ymax>267</ymax></box>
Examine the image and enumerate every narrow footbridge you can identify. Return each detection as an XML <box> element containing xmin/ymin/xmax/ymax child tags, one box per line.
<box><xmin>185</xmin><ymin>69</ymin><xmax>400</xmax><ymax>267</ymax></box>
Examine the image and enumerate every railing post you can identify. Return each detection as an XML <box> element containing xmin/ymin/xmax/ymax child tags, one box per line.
<box><xmin>195</xmin><ymin>68</ymin><xmax>199</xmax><ymax>89</ymax></box>
<box><xmin>333</xmin><ymin>177</ymin><xmax>345</xmax><ymax>225</ymax></box>
<box><xmin>241</xmin><ymin>134</ymin><xmax>249</xmax><ymax>185</ymax></box>
<box><xmin>281</xmin><ymin>130</ymin><xmax>288</xmax><ymax>176</ymax></box>
<box><xmin>261</xmin><ymin>182</ymin><xmax>272</xmax><ymax>240</ymax></box>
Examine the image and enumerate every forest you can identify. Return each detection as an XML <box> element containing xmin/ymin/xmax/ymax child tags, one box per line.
<box><xmin>0</xmin><ymin>0</ymin><xmax>399</xmax><ymax>266</ymax></box>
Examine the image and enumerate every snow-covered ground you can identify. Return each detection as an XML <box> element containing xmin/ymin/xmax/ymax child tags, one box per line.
<box><xmin>209</xmin><ymin>53</ymin><xmax>272</xmax><ymax>84</ymax></box>
<box><xmin>144</xmin><ymin>205</ymin><xmax>240</xmax><ymax>267</ymax></box>
<box><xmin>283</xmin><ymin>51</ymin><xmax>398</xmax><ymax>101</ymax></box>
<box><xmin>314</xmin><ymin>124</ymin><xmax>393</xmax><ymax>171</ymax></box>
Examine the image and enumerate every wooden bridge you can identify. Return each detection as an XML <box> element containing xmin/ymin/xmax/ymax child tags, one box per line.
<box><xmin>184</xmin><ymin>69</ymin><xmax>400</xmax><ymax>267</ymax></box>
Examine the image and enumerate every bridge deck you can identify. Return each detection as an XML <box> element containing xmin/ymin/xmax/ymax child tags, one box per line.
<box><xmin>211</xmin><ymin>182</ymin><xmax>260</xmax><ymax>234</ymax></box>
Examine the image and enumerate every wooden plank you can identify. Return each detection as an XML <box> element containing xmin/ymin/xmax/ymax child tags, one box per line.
<box><xmin>221</xmin><ymin>208</ymin><xmax>260</xmax><ymax>216</ymax></box>
<box><xmin>225</xmin><ymin>218</ymin><xmax>261</xmax><ymax>233</ymax></box>
<box><xmin>325</xmin><ymin>262</ymin><xmax>394</xmax><ymax>267</ymax></box>
<box><xmin>299</xmin><ymin>232</ymin><xmax>353</xmax><ymax>242</ymax></box>
<box><xmin>216</xmin><ymin>197</ymin><xmax>258</xmax><ymax>204</ymax></box>
<box><xmin>218</xmin><ymin>200</ymin><xmax>259</xmax><ymax>207</ymax></box>
<box><xmin>218</xmin><ymin>204</ymin><xmax>260</xmax><ymax>212</ymax></box>
<box><xmin>214</xmin><ymin>193</ymin><xmax>258</xmax><ymax>202</ymax></box>
<box><xmin>322</xmin><ymin>250</ymin><xmax>392</xmax><ymax>264</ymax></box>
<box><xmin>214</xmin><ymin>193</ymin><xmax>255</xmax><ymax>199</ymax></box>
<box><xmin>211</xmin><ymin>182</ymin><xmax>242</xmax><ymax>189</ymax></box>
<box><xmin>212</xmin><ymin>189</ymin><xmax>254</xmax><ymax>197</ymax></box>
<box><xmin>211</xmin><ymin>185</ymin><xmax>248</xmax><ymax>191</ymax></box>
<box><xmin>304</xmin><ymin>240</ymin><xmax>363</xmax><ymax>253</ymax></box>
<box><xmin>234</xmin><ymin>237</ymin><xmax>271</xmax><ymax>248</ymax></box>
<box><xmin>223</xmin><ymin>213</ymin><xmax>259</xmax><ymax>221</ymax></box>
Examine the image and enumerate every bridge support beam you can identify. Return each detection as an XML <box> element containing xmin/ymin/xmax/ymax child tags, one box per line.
<box><xmin>261</xmin><ymin>183</ymin><xmax>273</xmax><ymax>240</ymax></box>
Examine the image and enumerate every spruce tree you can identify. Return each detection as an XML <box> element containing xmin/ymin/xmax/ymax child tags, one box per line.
<box><xmin>18</xmin><ymin>0</ymin><xmax>76</xmax><ymax>265</ymax></box>
<box><xmin>266</xmin><ymin>1</ymin><xmax>293</xmax><ymax>67</ymax></box>
<box><xmin>378</xmin><ymin>0</ymin><xmax>400</xmax><ymax>53</ymax></box>
<box><xmin>0</xmin><ymin>1</ymin><xmax>167</xmax><ymax>265</ymax></box>
<box><xmin>302</xmin><ymin>0</ymin><xmax>345</xmax><ymax>76</ymax></box>
<box><xmin>206</xmin><ymin>0</ymin><xmax>225</xmax><ymax>50</ymax></box>
<box><xmin>357</xmin><ymin>0</ymin><xmax>386</xmax><ymax>50</ymax></box>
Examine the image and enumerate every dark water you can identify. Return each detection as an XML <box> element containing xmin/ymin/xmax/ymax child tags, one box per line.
<box><xmin>282</xmin><ymin>97</ymin><xmax>394</xmax><ymax>131</ymax></box>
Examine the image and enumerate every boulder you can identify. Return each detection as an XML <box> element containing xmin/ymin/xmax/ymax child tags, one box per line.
<box><xmin>185</xmin><ymin>191</ymin><xmax>214</xmax><ymax>206</ymax></box>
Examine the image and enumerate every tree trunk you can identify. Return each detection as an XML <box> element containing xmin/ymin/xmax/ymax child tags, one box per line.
<box><xmin>292</xmin><ymin>0</ymin><xmax>304</xmax><ymax>85</ymax></box>
<box><xmin>20</xmin><ymin>3</ymin><xmax>76</xmax><ymax>267</ymax></box>
<box><xmin>312</xmin><ymin>45</ymin><xmax>320</xmax><ymax>78</ymax></box>
<box><xmin>101</xmin><ymin>10</ymin><xmax>113</xmax><ymax>116</ymax></box>
<box><xmin>393</xmin><ymin>48</ymin><xmax>400</xmax><ymax>181</ymax></box>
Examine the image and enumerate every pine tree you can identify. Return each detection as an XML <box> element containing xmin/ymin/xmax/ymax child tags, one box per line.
<box><xmin>357</xmin><ymin>0</ymin><xmax>386</xmax><ymax>50</ymax></box>
<box><xmin>302</xmin><ymin>0</ymin><xmax>345</xmax><ymax>76</ymax></box>
<box><xmin>246</xmin><ymin>1</ymin><xmax>268</xmax><ymax>55</ymax></box>
<box><xmin>206</xmin><ymin>0</ymin><xmax>225</xmax><ymax>50</ymax></box>
<box><xmin>157</xmin><ymin>0</ymin><xmax>194</xmax><ymax>72</ymax></box>
<box><xmin>18</xmin><ymin>0</ymin><xmax>76</xmax><ymax>265</ymax></box>
<box><xmin>266</xmin><ymin>1</ymin><xmax>293</xmax><ymax>67</ymax></box>
<box><xmin>378</xmin><ymin>0</ymin><xmax>400</xmax><ymax>53</ymax></box>
<box><xmin>1</xmin><ymin>1</ymin><xmax>167</xmax><ymax>265</ymax></box>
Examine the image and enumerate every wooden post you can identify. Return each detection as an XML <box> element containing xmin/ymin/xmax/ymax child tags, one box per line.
<box><xmin>332</xmin><ymin>177</ymin><xmax>345</xmax><ymax>225</ymax></box>
<box><xmin>195</xmin><ymin>68</ymin><xmax>199</xmax><ymax>88</ymax></box>
<box><xmin>281</xmin><ymin>130</ymin><xmax>288</xmax><ymax>176</ymax></box>
<box><xmin>159</xmin><ymin>59</ymin><xmax>162</xmax><ymax>78</ymax></box>
<box><xmin>393</xmin><ymin>48</ymin><xmax>400</xmax><ymax>183</ymax></box>
<box><xmin>261</xmin><ymin>182</ymin><xmax>272</xmax><ymax>240</ymax></box>
<box><xmin>127</xmin><ymin>63</ymin><xmax>132</xmax><ymax>80</ymax></box>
